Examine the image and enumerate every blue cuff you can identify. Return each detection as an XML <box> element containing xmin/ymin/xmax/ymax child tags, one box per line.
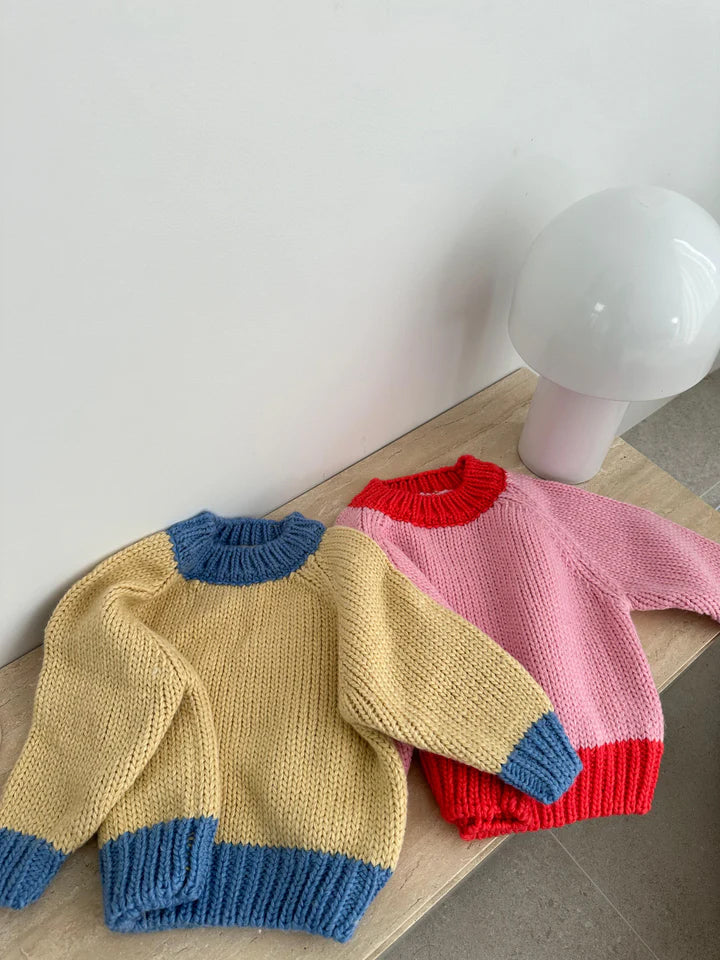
<box><xmin>499</xmin><ymin>712</ymin><xmax>582</xmax><ymax>804</ymax></box>
<box><xmin>0</xmin><ymin>827</ymin><xmax>66</xmax><ymax>909</ymax></box>
<box><xmin>99</xmin><ymin>816</ymin><xmax>218</xmax><ymax>930</ymax></box>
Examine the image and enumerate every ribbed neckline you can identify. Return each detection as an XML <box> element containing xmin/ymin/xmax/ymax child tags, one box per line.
<box><xmin>349</xmin><ymin>455</ymin><xmax>507</xmax><ymax>528</ymax></box>
<box><xmin>167</xmin><ymin>511</ymin><xmax>325</xmax><ymax>585</ymax></box>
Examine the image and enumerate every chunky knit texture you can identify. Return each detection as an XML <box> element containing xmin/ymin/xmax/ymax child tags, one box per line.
<box><xmin>338</xmin><ymin>454</ymin><xmax>720</xmax><ymax>839</ymax></box>
<box><xmin>0</xmin><ymin>510</ymin><xmax>577</xmax><ymax>939</ymax></box>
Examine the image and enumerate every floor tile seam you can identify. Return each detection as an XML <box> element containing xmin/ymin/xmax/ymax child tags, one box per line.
<box><xmin>549</xmin><ymin>832</ymin><xmax>663</xmax><ymax>960</ymax></box>
<box><xmin>699</xmin><ymin>478</ymin><xmax>720</xmax><ymax>500</ymax></box>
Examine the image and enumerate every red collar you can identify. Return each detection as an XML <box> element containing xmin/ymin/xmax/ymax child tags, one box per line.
<box><xmin>349</xmin><ymin>455</ymin><xmax>506</xmax><ymax>528</ymax></box>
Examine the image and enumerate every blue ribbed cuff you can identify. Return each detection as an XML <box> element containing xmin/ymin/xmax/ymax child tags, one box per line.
<box><xmin>99</xmin><ymin>816</ymin><xmax>218</xmax><ymax>930</ymax></box>
<box><xmin>0</xmin><ymin>827</ymin><xmax>67</xmax><ymax>909</ymax></box>
<box><xmin>499</xmin><ymin>711</ymin><xmax>582</xmax><ymax>804</ymax></box>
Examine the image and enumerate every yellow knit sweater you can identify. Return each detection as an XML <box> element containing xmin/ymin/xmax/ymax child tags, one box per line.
<box><xmin>0</xmin><ymin>511</ymin><xmax>579</xmax><ymax>941</ymax></box>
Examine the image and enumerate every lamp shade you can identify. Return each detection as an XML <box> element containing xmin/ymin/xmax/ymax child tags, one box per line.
<box><xmin>508</xmin><ymin>186</ymin><xmax>720</xmax><ymax>401</ymax></box>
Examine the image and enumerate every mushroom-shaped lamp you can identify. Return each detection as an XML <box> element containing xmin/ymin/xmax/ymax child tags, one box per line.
<box><xmin>508</xmin><ymin>185</ymin><xmax>720</xmax><ymax>483</ymax></box>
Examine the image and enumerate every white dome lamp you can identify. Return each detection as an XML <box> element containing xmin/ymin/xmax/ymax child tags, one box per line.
<box><xmin>508</xmin><ymin>185</ymin><xmax>720</xmax><ymax>484</ymax></box>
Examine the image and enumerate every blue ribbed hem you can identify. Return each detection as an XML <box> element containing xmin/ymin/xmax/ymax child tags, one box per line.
<box><xmin>99</xmin><ymin>816</ymin><xmax>218</xmax><ymax>928</ymax></box>
<box><xmin>99</xmin><ymin>819</ymin><xmax>390</xmax><ymax>942</ymax></box>
<box><xmin>499</xmin><ymin>711</ymin><xmax>582</xmax><ymax>804</ymax></box>
<box><xmin>0</xmin><ymin>827</ymin><xmax>67</xmax><ymax>909</ymax></box>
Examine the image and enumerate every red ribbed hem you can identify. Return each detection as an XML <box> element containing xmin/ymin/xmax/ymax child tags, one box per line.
<box><xmin>420</xmin><ymin>740</ymin><xmax>663</xmax><ymax>839</ymax></box>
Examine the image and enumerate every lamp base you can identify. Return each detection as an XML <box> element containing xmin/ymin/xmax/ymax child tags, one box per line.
<box><xmin>518</xmin><ymin>377</ymin><xmax>629</xmax><ymax>484</ymax></box>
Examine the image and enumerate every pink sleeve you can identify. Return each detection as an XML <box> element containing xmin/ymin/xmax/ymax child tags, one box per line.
<box><xmin>515</xmin><ymin>475</ymin><xmax>720</xmax><ymax>620</ymax></box>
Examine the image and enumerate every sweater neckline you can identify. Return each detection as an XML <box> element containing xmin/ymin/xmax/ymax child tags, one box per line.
<box><xmin>167</xmin><ymin>511</ymin><xmax>325</xmax><ymax>585</ymax></box>
<box><xmin>349</xmin><ymin>455</ymin><xmax>507</xmax><ymax>527</ymax></box>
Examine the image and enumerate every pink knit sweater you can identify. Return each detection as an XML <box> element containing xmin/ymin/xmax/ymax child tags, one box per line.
<box><xmin>337</xmin><ymin>455</ymin><xmax>720</xmax><ymax>838</ymax></box>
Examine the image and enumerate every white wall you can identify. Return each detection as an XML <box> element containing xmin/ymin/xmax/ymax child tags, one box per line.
<box><xmin>2</xmin><ymin>1</ymin><xmax>720</xmax><ymax>666</ymax></box>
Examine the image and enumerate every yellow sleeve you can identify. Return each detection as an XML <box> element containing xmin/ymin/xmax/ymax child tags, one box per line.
<box><xmin>0</xmin><ymin>533</ymin><xmax>188</xmax><ymax>908</ymax></box>
<box><xmin>322</xmin><ymin>527</ymin><xmax>581</xmax><ymax>800</ymax></box>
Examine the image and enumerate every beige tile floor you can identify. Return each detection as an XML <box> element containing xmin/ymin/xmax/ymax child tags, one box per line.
<box><xmin>382</xmin><ymin>371</ymin><xmax>720</xmax><ymax>960</ymax></box>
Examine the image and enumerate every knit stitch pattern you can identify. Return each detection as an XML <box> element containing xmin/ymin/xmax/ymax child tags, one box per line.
<box><xmin>0</xmin><ymin>829</ymin><xmax>67</xmax><ymax>909</ymax></box>
<box><xmin>0</xmin><ymin>510</ymin><xmax>575</xmax><ymax>937</ymax></box>
<box><xmin>338</xmin><ymin>454</ymin><xmax>720</xmax><ymax>837</ymax></box>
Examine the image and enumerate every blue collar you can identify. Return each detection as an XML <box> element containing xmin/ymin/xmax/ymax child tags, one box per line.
<box><xmin>167</xmin><ymin>511</ymin><xmax>325</xmax><ymax>586</ymax></box>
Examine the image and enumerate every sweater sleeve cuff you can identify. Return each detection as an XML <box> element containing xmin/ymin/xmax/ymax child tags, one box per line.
<box><xmin>499</xmin><ymin>712</ymin><xmax>582</xmax><ymax>804</ymax></box>
<box><xmin>99</xmin><ymin>816</ymin><xmax>218</xmax><ymax>931</ymax></box>
<box><xmin>0</xmin><ymin>827</ymin><xmax>67</xmax><ymax>909</ymax></box>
